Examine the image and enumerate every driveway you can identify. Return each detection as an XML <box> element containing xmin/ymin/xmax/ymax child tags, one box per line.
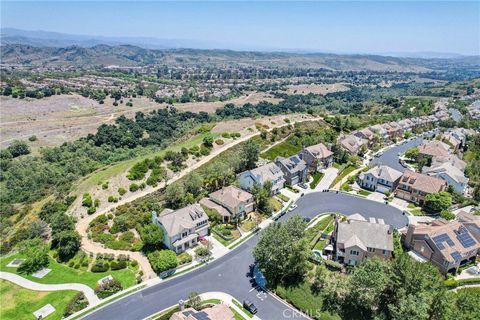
<box><xmin>84</xmin><ymin>192</ymin><xmax>409</xmax><ymax>320</ymax></box>
<box><xmin>314</xmin><ymin>167</ymin><xmax>338</xmax><ymax>191</ymax></box>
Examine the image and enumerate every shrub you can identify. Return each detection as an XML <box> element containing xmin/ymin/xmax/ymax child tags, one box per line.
<box><xmin>82</xmin><ymin>193</ymin><xmax>93</xmax><ymax>207</ymax></box>
<box><xmin>195</xmin><ymin>246</ymin><xmax>209</xmax><ymax>257</ymax></box>
<box><xmin>17</xmin><ymin>239</ymin><xmax>49</xmax><ymax>274</ymax></box>
<box><xmin>110</xmin><ymin>260</ymin><xmax>127</xmax><ymax>270</ymax></box>
<box><xmin>200</xmin><ymin>146</ymin><xmax>210</xmax><ymax>156</ymax></box>
<box><xmin>102</xmin><ymin>182</ymin><xmax>109</xmax><ymax>190</ymax></box>
<box><xmin>131</xmin><ymin>260</ymin><xmax>138</xmax><ymax>267</ymax></box>
<box><xmin>29</xmin><ymin>135</ymin><xmax>38</xmax><ymax>142</ymax></box>
<box><xmin>129</xmin><ymin>183</ymin><xmax>139</xmax><ymax>192</ymax></box>
<box><xmin>221</xmin><ymin>132</ymin><xmax>231</xmax><ymax>138</ymax></box>
<box><xmin>177</xmin><ymin>252</ymin><xmax>193</xmax><ymax>265</ymax></box>
<box><xmin>148</xmin><ymin>250</ymin><xmax>178</xmax><ymax>274</ymax></box>
<box><xmin>64</xmin><ymin>292</ymin><xmax>89</xmax><ymax>317</ymax></box>
<box><xmin>94</xmin><ymin>278</ymin><xmax>123</xmax><ymax>299</ymax></box>
<box><xmin>68</xmin><ymin>261</ymin><xmax>75</xmax><ymax>267</ymax></box>
<box><xmin>118</xmin><ymin>187</ymin><xmax>127</xmax><ymax>196</ymax></box>
<box><xmin>215</xmin><ymin>139</ymin><xmax>224</xmax><ymax>145</ymax></box>
<box><xmin>87</xmin><ymin>206</ymin><xmax>96</xmax><ymax>215</ymax></box>
<box><xmin>91</xmin><ymin>261</ymin><xmax>109</xmax><ymax>273</ymax></box>
<box><xmin>107</xmin><ymin>213</ymin><xmax>114</xmax><ymax>220</ymax></box>
<box><xmin>108</xmin><ymin>196</ymin><xmax>118</xmax><ymax>203</ymax></box>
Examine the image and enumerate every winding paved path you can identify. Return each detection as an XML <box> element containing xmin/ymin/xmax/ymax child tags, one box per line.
<box><xmin>83</xmin><ymin>192</ymin><xmax>408</xmax><ymax>320</ymax></box>
<box><xmin>0</xmin><ymin>271</ymin><xmax>100</xmax><ymax>305</ymax></box>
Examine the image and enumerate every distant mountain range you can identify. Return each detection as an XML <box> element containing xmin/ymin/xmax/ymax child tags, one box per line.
<box><xmin>1</xmin><ymin>28</ymin><xmax>479</xmax><ymax>72</ymax></box>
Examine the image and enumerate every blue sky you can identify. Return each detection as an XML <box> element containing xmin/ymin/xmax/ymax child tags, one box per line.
<box><xmin>1</xmin><ymin>1</ymin><xmax>479</xmax><ymax>55</ymax></box>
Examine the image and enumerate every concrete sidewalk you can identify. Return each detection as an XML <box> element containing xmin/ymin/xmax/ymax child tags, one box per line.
<box><xmin>313</xmin><ymin>167</ymin><xmax>338</xmax><ymax>191</ymax></box>
<box><xmin>0</xmin><ymin>271</ymin><xmax>100</xmax><ymax>305</ymax></box>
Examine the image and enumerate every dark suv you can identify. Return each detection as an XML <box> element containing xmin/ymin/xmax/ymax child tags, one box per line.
<box><xmin>243</xmin><ymin>300</ymin><xmax>258</xmax><ymax>314</ymax></box>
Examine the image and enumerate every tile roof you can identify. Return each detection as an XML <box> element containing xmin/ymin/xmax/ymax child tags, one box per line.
<box><xmin>399</xmin><ymin>170</ymin><xmax>446</xmax><ymax>194</ymax></box>
<box><xmin>209</xmin><ymin>185</ymin><xmax>253</xmax><ymax>209</ymax></box>
<box><xmin>304</xmin><ymin>143</ymin><xmax>333</xmax><ymax>159</ymax></box>
<box><xmin>418</xmin><ymin>140</ymin><xmax>451</xmax><ymax>158</ymax></box>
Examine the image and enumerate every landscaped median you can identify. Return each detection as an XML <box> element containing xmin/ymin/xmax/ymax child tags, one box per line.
<box><xmin>329</xmin><ymin>164</ymin><xmax>359</xmax><ymax>189</ymax></box>
<box><xmin>444</xmin><ymin>277</ymin><xmax>480</xmax><ymax>290</ymax></box>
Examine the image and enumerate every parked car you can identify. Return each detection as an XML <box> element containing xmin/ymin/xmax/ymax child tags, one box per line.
<box><xmin>243</xmin><ymin>300</ymin><xmax>258</xmax><ymax>314</ymax></box>
<box><xmin>288</xmin><ymin>204</ymin><xmax>298</xmax><ymax>211</ymax></box>
<box><xmin>299</xmin><ymin>183</ymin><xmax>308</xmax><ymax>189</ymax></box>
<box><xmin>304</xmin><ymin>217</ymin><xmax>311</xmax><ymax>223</ymax></box>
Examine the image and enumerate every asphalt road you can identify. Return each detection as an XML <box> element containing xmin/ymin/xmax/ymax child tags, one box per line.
<box><xmin>369</xmin><ymin>130</ymin><xmax>438</xmax><ymax>172</ymax></box>
<box><xmin>84</xmin><ymin>192</ymin><xmax>409</xmax><ymax>320</ymax></box>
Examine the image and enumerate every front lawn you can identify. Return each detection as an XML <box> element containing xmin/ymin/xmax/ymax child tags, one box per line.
<box><xmin>0</xmin><ymin>253</ymin><xmax>137</xmax><ymax>289</ymax></box>
<box><xmin>0</xmin><ymin>279</ymin><xmax>77</xmax><ymax>320</ymax></box>
<box><xmin>309</xmin><ymin>171</ymin><xmax>324</xmax><ymax>189</ymax></box>
<box><xmin>329</xmin><ymin>165</ymin><xmax>358</xmax><ymax>188</ymax></box>
<box><xmin>260</xmin><ymin>141</ymin><xmax>302</xmax><ymax>161</ymax></box>
<box><xmin>212</xmin><ymin>225</ymin><xmax>241</xmax><ymax>247</ymax></box>
<box><xmin>358</xmin><ymin>189</ymin><xmax>371</xmax><ymax>196</ymax></box>
<box><xmin>276</xmin><ymin>193</ymin><xmax>290</xmax><ymax>202</ymax></box>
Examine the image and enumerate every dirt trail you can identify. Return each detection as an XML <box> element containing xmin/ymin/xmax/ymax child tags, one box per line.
<box><xmin>75</xmin><ymin>116</ymin><xmax>322</xmax><ymax>279</ymax></box>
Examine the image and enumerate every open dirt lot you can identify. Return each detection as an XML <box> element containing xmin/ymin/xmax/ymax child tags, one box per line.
<box><xmin>0</xmin><ymin>92</ymin><xmax>280</xmax><ymax>149</ymax></box>
<box><xmin>286</xmin><ymin>83</ymin><xmax>349</xmax><ymax>95</ymax></box>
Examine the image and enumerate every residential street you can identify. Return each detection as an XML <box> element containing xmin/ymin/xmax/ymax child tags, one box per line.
<box><xmin>83</xmin><ymin>192</ymin><xmax>409</xmax><ymax>320</ymax></box>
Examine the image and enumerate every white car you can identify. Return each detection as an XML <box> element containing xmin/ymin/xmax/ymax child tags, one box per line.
<box><xmin>288</xmin><ymin>204</ymin><xmax>298</xmax><ymax>211</ymax></box>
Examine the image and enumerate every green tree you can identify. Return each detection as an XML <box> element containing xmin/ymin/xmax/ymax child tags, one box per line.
<box><xmin>424</xmin><ymin>192</ymin><xmax>452</xmax><ymax>213</ymax></box>
<box><xmin>17</xmin><ymin>238</ymin><xmax>49</xmax><ymax>274</ymax></box>
<box><xmin>404</xmin><ymin>147</ymin><xmax>419</xmax><ymax>161</ymax></box>
<box><xmin>252</xmin><ymin>181</ymin><xmax>273</xmax><ymax>214</ymax></box>
<box><xmin>139</xmin><ymin>224</ymin><xmax>164</xmax><ymax>249</ymax></box>
<box><xmin>50</xmin><ymin>213</ymin><xmax>74</xmax><ymax>234</ymax></box>
<box><xmin>240</xmin><ymin>139</ymin><xmax>260</xmax><ymax>170</ymax></box>
<box><xmin>202</xmin><ymin>135</ymin><xmax>214</xmax><ymax>147</ymax></box>
<box><xmin>253</xmin><ymin>215</ymin><xmax>308</xmax><ymax>286</ymax></box>
<box><xmin>348</xmin><ymin>258</ymin><xmax>390</xmax><ymax>317</ymax></box>
<box><xmin>184</xmin><ymin>172</ymin><xmax>203</xmax><ymax>197</ymax></box>
<box><xmin>186</xmin><ymin>291</ymin><xmax>202</xmax><ymax>310</ymax></box>
<box><xmin>147</xmin><ymin>249</ymin><xmax>178</xmax><ymax>273</ymax></box>
<box><xmin>7</xmin><ymin>140</ymin><xmax>30</xmax><ymax>158</ymax></box>
<box><xmin>165</xmin><ymin>183</ymin><xmax>185</xmax><ymax>209</ymax></box>
<box><xmin>51</xmin><ymin>230</ymin><xmax>81</xmax><ymax>261</ymax></box>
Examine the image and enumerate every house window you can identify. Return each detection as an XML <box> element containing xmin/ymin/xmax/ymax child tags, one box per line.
<box><xmin>382</xmin><ymin>250</ymin><xmax>386</xmax><ymax>255</ymax></box>
<box><xmin>367</xmin><ymin>247</ymin><xmax>375</xmax><ymax>253</ymax></box>
<box><xmin>350</xmin><ymin>250</ymin><xmax>359</xmax><ymax>256</ymax></box>
<box><xmin>182</xmin><ymin>232</ymin><xmax>188</xmax><ymax>238</ymax></box>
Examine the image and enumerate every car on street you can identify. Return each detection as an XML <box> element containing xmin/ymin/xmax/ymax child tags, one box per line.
<box><xmin>299</xmin><ymin>182</ymin><xmax>308</xmax><ymax>189</ymax></box>
<box><xmin>243</xmin><ymin>300</ymin><xmax>258</xmax><ymax>314</ymax></box>
<box><xmin>288</xmin><ymin>204</ymin><xmax>298</xmax><ymax>211</ymax></box>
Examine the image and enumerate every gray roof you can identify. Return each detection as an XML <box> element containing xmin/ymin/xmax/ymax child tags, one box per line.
<box><xmin>337</xmin><ymin>215</ymin><xmax>394</xmax><ymax>251</ymax></box>
<box><xmin>157</xmin><ymin>204</ymin><xmax>208</xmax><ymax>237</ymax></box>
<box><xmin>423</xmin><ymin>162</ymin><xmax>468</xmax><ymax>184</ymax></box>
<box><xmin>275</xmin><ymin>155</ymin><xmax>307</xmax><ymax>174</ymax></box>
<box><xmin>360</xmin><ymin>165</ymin><xmax>402</xmax><ymax>182</ymax></box>
<box><xmin>249</xmin><ymin>162</ymin><xmax>285</xmax><ymax>183</ymax></box>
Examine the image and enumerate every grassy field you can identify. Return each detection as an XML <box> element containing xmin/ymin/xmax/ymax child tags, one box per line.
<box><xmin>329</xmin><ymin>165</ymin><xmax>358</xmax><ymax>188</ymax></box>
<box><xmin>310</xmin><ymin>171</ymin><xmax>324</xmax><ymax>189</ymax></box>
<box><xmin>0</xmin><ymin>253</ymin><xmax>137</xmax><ymax>289</ymax></box>
<box><xmin>0</xmin><ymin>279</ymin><xmax>77</xmax><ymax>320</ymax></box>
<box><xmin>357</xmin><ymin>189</ymin><xmax>371</xmax><ymax>196</ymax></box>
<box><xmin>260</xmin><ymin>141</ymin><xmax>301</xmax><ymax>161</ymax></box>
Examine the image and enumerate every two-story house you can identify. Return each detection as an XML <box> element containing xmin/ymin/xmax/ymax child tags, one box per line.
<box><xmin>404</xmin><ymin>218</ymin><xmax>479</xmax><ymax>274</ymax></box>
<box><xmin>298</xmin><ymin>142</ymin><xmax>333</xmax><ymax>172</ymax></box>
<box><xmin>423</xmin><ymin>162</ymin><xmax>469</xmax><ymax>194</ymax></box>
<box><xmin>200</xmin><ymin>185</ymin><xmax>255</xmax><ymax>223</ymax></box>
<box><xmin>332</xmin><ymin>214</ymin><xmax>394</xmax><ymax>266</ymax></box>
<box><xmin>338</xmin><ymin>134</ymin><xmax>367</xmax><ymax>155</ymax></box>
<box><xmin>238</xmin><ymin>162</ymin><xmax>285</xmax><ymax>195</ymax></box>
<box><xmin>275</xmin><ymin>155</ymin><xmax>308</xmax><ymax>186</ymax></box>
<box><xmin>353</xmin><ymin>128</ymin><xmax>375</xmax><ymax>146</ymax></box>
<box><xmin>395</xmin><ymin>170</ymin><xmax>447</xmax><ymax>205</ymax></box>
<box><xmin>417</xmin><ymin>140</ymin><xmax>451</xmax><ymax>159</ymax></box>
<box><xmin>357</xmin><ymin>165</ymin><xmax>402</xmax><ymax>194</ymax></box>
<box><xmin>152</xmin><ymin>204</ymin><xmax>209</xmax><ymax>253</ymax></box>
